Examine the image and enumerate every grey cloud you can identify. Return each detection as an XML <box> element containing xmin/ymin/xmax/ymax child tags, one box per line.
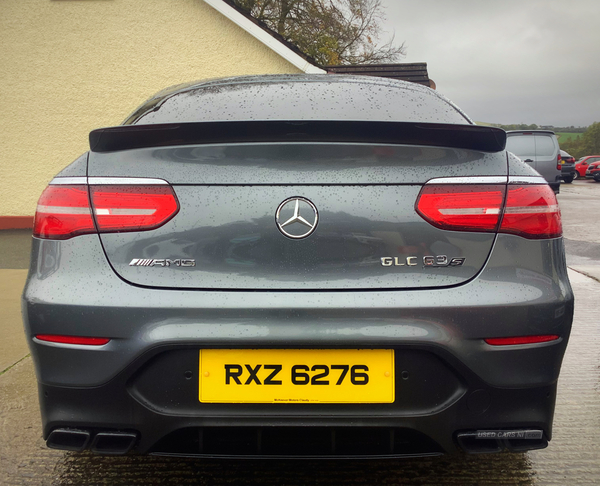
<box><xmin>382</xmin><ymin>0</ymin><xmax>600</xmax><ymax>126</ymax></box>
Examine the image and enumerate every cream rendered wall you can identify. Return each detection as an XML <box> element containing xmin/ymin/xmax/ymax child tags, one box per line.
<box><xmin>0</xmin><ymin>0</ymin><xmax>302</xmax><ymax>216</ymax></box>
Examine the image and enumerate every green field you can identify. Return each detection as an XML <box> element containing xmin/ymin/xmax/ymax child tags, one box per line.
<box><xmin>556</xmin><ymin>132</ymin><xmax>582</xmax><ymax>142</ymax></box>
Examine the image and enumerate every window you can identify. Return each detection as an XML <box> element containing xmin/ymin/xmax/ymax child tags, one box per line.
<box><xmin>506</xmin><ymin>135</ymin><xmax>535</xmax><ymax>158</ymax></box>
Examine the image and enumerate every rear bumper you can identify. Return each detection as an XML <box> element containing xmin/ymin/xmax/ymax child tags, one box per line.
<box><xmin>38</xmin><ymin>373</ymin><xmax>555</xmax><ymax>457</ymax></box>
<box><xmin>561</xmin><ymin>166</ymin><xmax>575</xmax><ymax>177</ymax></box>
<box><xmin>22</xmin><ymin>234</ymin><xmax>574</xmax><ymax>456</ymax></box>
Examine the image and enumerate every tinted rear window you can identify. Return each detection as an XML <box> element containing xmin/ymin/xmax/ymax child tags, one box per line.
<box><xmin>124</xmin><ymin>76</ymin><xmax>471</xmax><ymax>126</ymax></box>
<box><xmin>506</xmin><ymin>135</ymin><xmax>535</xmax><ymax>157</ymax></box>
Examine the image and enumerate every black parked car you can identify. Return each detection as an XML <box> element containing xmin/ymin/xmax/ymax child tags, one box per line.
<box><xmin>560</xmin><ymin>150</ymin><xmax>576</xmax><ymax>183</ymax></box>
<box><xmin>23</xmin><ymin>75</ymin><xmax>573</xmax><ymax>458</ymax></box>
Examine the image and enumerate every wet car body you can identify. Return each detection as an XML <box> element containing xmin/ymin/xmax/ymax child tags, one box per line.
<box><xmin>22</xmin><ymin>75</ymin><xmax>573</xmax><ymax>458</ymax></box>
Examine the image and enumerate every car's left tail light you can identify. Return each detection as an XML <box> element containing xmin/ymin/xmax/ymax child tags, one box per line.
<box><xmin>33</xmin><ymin>184</ymin><xmax>179</xmax><ymax>240</ymax></box>
<box><xmin>34</xmin><ymin>185</ymin><xmax>95</xmax><ymax>239</ymax></box>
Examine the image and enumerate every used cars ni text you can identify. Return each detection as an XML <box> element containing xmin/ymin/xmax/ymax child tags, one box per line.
<box><xmin>22</xmin><ymin>75</ymin><xmax>573</xmax><ymax>458</ymax></box>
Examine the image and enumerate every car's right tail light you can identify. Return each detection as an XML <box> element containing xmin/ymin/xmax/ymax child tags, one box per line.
<box><xmin>499</xmin><ymin>185</ymin><xmax>561</xmax><ymax>239</ymax></box>
<box><xmin>416</xmin><ymin>183</ymin><xmax>561</xmax><ymax>239</ymax></box>
<box><xmin>557</xmin><ymin>153</ymin><xmax>562</xmax><ymax>170</ymax></box>
<box><xmin>33</xmin><ymin>184</ymin><xmax>179</xmax><ymax>240</ymax></box>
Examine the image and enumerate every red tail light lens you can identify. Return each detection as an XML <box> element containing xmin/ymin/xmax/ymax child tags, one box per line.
<box><xmin>557</xmin><ymin>153</ymin><xmax>562</xmax><ymax>170</ymax></box>
<box><xmin>416</xmin><ymin>184</ymin><xmax>505</xmax><ymax>232</ymax></box>
<box><xmin>36</xmin><ymin>334</ymin><xmax>110</xmax><ymax>346</ymax></box>
<box><xmin>485</xmin><ymin>335</ymin><xmax>559</xmax><ymax>346</ymax></box>
<box><xmin>416</xmin><ymin>183</ymin><xmax>562</xmax><ymax>239</ymax></box>
<box><xmin>90</xmin><ymin>185</ymin><xmax>179</xmax><ymax>233</ymax></box>
<box><xmin>33</xmin><ymin>184</ymin><xmax>179</xmax><ymax>239</ymax></box>
<box><xmin>33</xmin><ymin>185</ymin><xmax>95</xmax><ymax>239</ymax></box>
<box><xmin>500</xmin><ymin>185</ymin><xmax>561</xmax><ymax>239</ymax></box>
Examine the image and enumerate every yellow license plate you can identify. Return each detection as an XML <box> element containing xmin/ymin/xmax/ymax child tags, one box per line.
<box><xmin>199</xmin><ymin>349</ymin><xmax>394</xmax><ymax>404</ymax></box>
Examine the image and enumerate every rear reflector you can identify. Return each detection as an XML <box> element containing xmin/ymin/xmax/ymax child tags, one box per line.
<box><xmin>416</xmin><ymin>183</ymin><xmax>562</xmax><ymax>239</ymax></box>
<box><xmin>33</xmin><ymin>184</ymin><xmax>179</xmax><ymax>239</ymax></box>
<box><xmin>485</xmin><ymin>335</ymin><xmax>559</xmax><ymax>346</ymax></box>
<box><xmin>35</xmin><ymin>335</ymin><xmax>110</xmax><ymax>346</ymax></box>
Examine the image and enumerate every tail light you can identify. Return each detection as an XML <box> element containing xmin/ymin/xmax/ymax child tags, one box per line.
<box><xmin>415</xmin><ymin>185</ymin><xmax>505</xmax><ymax>232</ymax></box>
<box><xmin>34</xmin><ymin>185</ymin><xmax>95</xmax><ymax>239</ymax></box>
<box><xmin>90</xmin><ymin>185</ymin><xmax>179</xmax><ymax>233</ymax></box>
<box><xmin>557</xmin><ymin>153</ymin><xmax>562</xmax><ymax>170</ymax></box>
<box><xmin>416</xmin><ymin>183</ymin><xmax>561</xmax><ymax>239</ymax></box>
<box><xmin>33</xmin><ymin>184</ymin><xmax>179</xmax><ymax>240</ymax></box>
<box><xmin>500</xmin><ymin>185</ymin><xmax>561</xmax><ymax>238</ymax></box>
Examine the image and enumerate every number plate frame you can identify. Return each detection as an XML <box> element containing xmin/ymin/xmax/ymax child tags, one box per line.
<box><xmin>199</xmin><ymin>349</ymin><xmax>395</xmax><ymax>404</ymax></box>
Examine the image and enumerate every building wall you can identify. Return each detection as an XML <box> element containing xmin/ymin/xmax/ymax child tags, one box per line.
<box><xmin>0</xmin><ymin>0</ymin><xmax>301</xmax><ymax>219</ymax></box>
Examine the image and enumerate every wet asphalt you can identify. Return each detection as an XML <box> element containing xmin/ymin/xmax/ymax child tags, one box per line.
<box><xmin>1</xmin><ymin>180</ymin><xmax>599</xmax><ymax>485</ymax></box>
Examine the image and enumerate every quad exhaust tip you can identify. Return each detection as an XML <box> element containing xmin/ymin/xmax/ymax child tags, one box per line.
<box><xmin>47</xmin><ymin>428</ymin><xmax>138</xmax><ymax>455</ymax></box>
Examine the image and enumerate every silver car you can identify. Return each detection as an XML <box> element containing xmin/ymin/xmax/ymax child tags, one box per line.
<box><xmin>22</xmin><ymin>75</ymin><xmax>573</xmax><ymax>458</ymax></box>
<box><xmin>506</xmin><ymin>130</ymin><xmax>562</xmax><ymax>192</ymax></box>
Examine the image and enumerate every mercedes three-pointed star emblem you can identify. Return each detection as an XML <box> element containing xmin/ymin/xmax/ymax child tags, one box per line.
<box><xmin>275</xmin><ymin>197</ymin><xmax>319</xmax><ymax>239</ymax></box>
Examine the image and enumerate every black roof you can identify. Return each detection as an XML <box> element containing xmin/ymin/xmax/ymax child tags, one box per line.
<box><xmin>325</xmin><ymin>63</ymin><xmax>434</xmax><ymax>88</ymax></box>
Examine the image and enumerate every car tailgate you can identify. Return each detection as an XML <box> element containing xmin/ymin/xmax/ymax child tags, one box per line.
<box><xmin>87</xmin><ymin>122</ymin><xmax>507</xmax><ymax>290</ymax></box>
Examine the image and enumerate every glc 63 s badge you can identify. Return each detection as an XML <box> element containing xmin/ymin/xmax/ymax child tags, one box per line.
<box><xmin>381</xmin><ymin>255</ymin><xmax>465</xmax><ymax>267</ymax></box>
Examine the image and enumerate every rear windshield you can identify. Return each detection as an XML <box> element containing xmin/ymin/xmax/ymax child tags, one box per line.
<box><xmin>124</xmin><ymin>76</ymin><xmax>472</xmax><ymax>126</ymax></box>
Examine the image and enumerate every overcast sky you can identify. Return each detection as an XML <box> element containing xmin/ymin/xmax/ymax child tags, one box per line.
<box><xmin>380</xmin><ymin>0</ymin><xmax>600</xmax><ymax>127</ymax></box>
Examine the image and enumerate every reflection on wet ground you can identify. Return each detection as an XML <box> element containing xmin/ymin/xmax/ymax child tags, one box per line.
<box><xmin>48</xmin><ymin>452</ymin><xmax>536</xmax><ymax>485</ymax></box>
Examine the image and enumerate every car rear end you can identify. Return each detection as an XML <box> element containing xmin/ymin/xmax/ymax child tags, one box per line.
<box><xmin>560</xmin><ymin>150</ymin><xmax>576</xmax><ymax>183</ymax></box>
<box><xmin>506</xmin><ymin>131</ymin><xmax>562</xmax><ymax>192</ymax></box>
<box><xmin>585</xmin><ymin>161</ymin><xmax>600</xmax><ymax>180</ymax></box>
<box><xmin>22</xmin><ymin>75</ymin><xmax>573</xmax><ymax>458</ymax></box>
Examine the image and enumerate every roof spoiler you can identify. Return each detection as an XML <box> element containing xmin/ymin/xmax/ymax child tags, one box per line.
<box><xmin>89</xmin><ymin>121</ymin><xmax>506</xmax><ymax>153</ymax></box>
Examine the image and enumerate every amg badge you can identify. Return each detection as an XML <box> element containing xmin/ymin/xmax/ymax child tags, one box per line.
<box><xmin>129</xmin><ymin>258</ymin><xmax>196</xmax><ymax>267</ymax></box>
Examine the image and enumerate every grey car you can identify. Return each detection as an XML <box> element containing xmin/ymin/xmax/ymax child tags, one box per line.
<box><xmin>505</xmin><ymin>130</ymin><xmax>562</xmax><ymax>192</ymax></box>
<box><xmin>22</xmin><ymin>75</ymin><xmax>573</xmax><ymax>458</ymax></box>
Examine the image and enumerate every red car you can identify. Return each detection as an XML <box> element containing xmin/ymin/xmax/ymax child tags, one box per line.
<box><xmin>575</xmin><ymin>156</ymin><xmax>600</xmax><ymax>178</ymax></box>
<box><xmin>585</xmin><ymin>161</ymin><xmax>600</xmax><ymax>181</ymax></box>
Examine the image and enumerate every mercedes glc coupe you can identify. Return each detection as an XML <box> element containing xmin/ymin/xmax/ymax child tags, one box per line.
<box><xmin>22</xmin><ymin>75</ymin><xmax>573</xmax><ymax>458</ymax></box>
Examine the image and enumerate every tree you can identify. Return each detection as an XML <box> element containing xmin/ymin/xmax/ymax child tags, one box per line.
<box><xmin>581</xmin><ymin>122</ymin><xmax>600</xmax><ymax>155</ymax></box>
<box><xmin>231</xmin><ymin>0</ymin><xmax>405</xmax><ymax>65</ymax></box>
<box><xmin>559</xmin><ymin>123</ymin><xmax>599</xmax><ymax>159</ymax></box>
